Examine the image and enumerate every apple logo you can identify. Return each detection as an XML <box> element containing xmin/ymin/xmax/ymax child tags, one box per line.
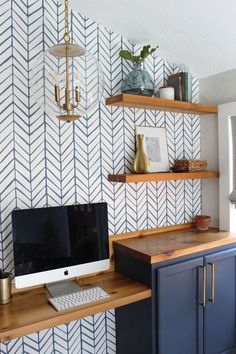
<box><xmin>64</xmin><ymin>270</ymin><xmax>69</xmax><ymax>276</ymax></box>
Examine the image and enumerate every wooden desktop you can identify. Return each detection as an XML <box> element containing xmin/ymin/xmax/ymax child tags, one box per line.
<box><xmin>0</xmin><ymin>270</ymin><xmax>151</xmax><ymax>342</ymax></box>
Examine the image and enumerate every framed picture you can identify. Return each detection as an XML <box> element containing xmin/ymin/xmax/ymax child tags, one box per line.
<box><xmin>135</xmin><ymin>126</ymin><xmax>170</xmax><ymax>172</ymax></box>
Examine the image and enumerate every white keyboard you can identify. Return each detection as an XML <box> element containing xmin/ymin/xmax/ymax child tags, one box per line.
<box><xmin>48</xmin><ymin>286</ymin><xmax>109</xmax><ymax>312</ymax></box>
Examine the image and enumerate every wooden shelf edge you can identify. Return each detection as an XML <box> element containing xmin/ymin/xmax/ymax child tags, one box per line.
<box><xmin>105</xmin><ymin>94</ymin><xmax>218</xmax><ymax>115</ymax></box>
<box><xmin>108</xmin><ymin>171</ymin><xmax>220</xmax><ymax>183</ymax></box>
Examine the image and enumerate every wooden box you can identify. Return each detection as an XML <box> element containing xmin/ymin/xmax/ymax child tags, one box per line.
<box><xmin>171</xmin><ymin>159</ymin><xmax>207</xmax><ymax>172</ymax></box>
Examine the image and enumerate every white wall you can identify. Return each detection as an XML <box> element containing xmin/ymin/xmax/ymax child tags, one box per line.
<box><xmin>200</xmin><ymin>69</ymin><xmax>236</xmax><ymax>105</ymax></box>
<box><xmin>200</xmin><ymin>68</ymin><xmax>236</xmax><ymax>228</ymax></box>
<box><xmin>200</xmin><ymin>113</ymin><xmax>219</xmax><ymax>227</ymax></box>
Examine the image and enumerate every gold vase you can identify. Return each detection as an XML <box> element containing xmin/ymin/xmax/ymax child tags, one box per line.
<box><xmin>133</xmin><ymin>134</ymin><xmax>150</xmax><ymax>173</ymax></box>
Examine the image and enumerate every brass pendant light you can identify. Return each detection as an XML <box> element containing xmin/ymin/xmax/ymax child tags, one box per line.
<box><xmin>30</xmin><ymin>0</ymin><xmax>104</xmax><ymax>122</ymax></box>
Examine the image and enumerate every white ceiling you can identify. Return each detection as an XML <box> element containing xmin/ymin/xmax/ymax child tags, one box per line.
<box><xmin>67</xmin><ymin>0</ymin><xmax>236</xmax><ymax>78</ymax></box>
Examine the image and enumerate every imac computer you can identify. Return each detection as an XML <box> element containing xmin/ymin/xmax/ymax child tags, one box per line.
<box><xmin>12</xmin><ymin>202</ymin><xmax>110</xmax><ymax>297</ymax></box>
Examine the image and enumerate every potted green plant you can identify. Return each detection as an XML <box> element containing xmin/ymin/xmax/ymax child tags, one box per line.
<box><xmin>119</xmin><ymin>45</ymin><xmax>157</xmax><ymax>96</ymax></box>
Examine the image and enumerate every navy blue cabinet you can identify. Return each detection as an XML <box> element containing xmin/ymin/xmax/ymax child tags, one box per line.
<box><xmin>115</xmin><ymin>245</ymin><xmax>236</xmax><ymax>354</ymax></box>
<box><xmin>158</xmin><ymin>258</ymin><xmax>204</xmax><ymax>354</ymax></box>
<box><xmin>158</xmin><ymin>249</ymin><xmax>236</xmax><ymax>354</ymax></box>
<box><xmin>204</xmin><ymin>248</ymin><xmax>236</xmax><ymax>354</ymax></box>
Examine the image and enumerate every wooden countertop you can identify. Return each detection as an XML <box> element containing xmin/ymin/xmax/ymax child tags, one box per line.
<box><xmin>0</xmin><ymin>271</ymin><xmax>151</xmax><ymax>342</ymax></box>
<box><xmin>113</xmin><ymin>228</ymin><xmax>236</xmax><ymax>264</ymax></box>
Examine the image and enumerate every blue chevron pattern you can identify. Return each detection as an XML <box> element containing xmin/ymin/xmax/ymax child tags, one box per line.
<box><xmin>0</xmin><ymin>311</ymin><xmax>116</xmax><ymax>354</ymax></box>
<box><xmin>0</xmin><ymin>0</ymin><xmax>200</xmax><ymax>352</ymax></box>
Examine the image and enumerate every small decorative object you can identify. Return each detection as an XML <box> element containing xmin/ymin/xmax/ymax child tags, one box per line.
<box><xmin>167</xmin><ymin>71</ymin><xmax>192</xmax><ymax>102</ymax></box>
<box><xmin>171</xmin><ymin>159</ymin><xmax>207</xmax><ymax>172</ymax></box>
<box><xmin>159</xmin><ymin>86</ymin><xmax>175</xmax><ymax>100</ymax></box>
<box><xmin>0</xmin><ymin>269</ymin><xmax>12</xmax><ymax>304</ymax></box>
<box><xmin>135</xmin><ymin>126</ymin><xmax>169</xmax><ymax>172</ymax></box>
<box><xmin>119</xmin><ymin>45</ymin><xmax>157</xmax><ymax>96</ymax></box>
<box><xmin>195</xmin><ymin>215</ymin><xmax>211</xmax><ymax>231</ymax></box>
<box><xmin>133</xmin><ymin>134</ymin><xmax>150</xmax><ymax>173</ymax></box>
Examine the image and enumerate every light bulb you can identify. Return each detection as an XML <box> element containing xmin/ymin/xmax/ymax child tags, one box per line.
<box><xmin>74</xmin><ymin>72</ymin><xmax>80</xmax><ymax>87</ymax></box>
<box><xmin>53</xmin><ymin>72</ymin><xmax>61</xmax><ymax>86</ymax></box>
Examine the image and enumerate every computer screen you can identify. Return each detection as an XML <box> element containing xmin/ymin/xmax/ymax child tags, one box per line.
<box><xmin>12</xmin><ymin>202</ymin><xmax>110</xmax><ymax>289</ymax></box>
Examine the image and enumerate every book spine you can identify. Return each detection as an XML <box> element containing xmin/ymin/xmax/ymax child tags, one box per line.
<box><xmin>184</xmin><ymin>72</ymin><xmax>188</xmax><ymax>102</ymax></box>
<box><xmin>187</xmin><ymin>73</ymin><xmax>192</xmax><ymax>102</ymax></box>
<box><xmin>179</xmin><ymin>76</ymin><xmax>183</xmax><ymax>101</ymax></box>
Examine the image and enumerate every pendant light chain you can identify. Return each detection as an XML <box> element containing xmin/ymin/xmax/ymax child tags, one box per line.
<box><xmin>64</xmin><ymin>0</ymin><xmax>70</xmax><ymax>44</ymax></box>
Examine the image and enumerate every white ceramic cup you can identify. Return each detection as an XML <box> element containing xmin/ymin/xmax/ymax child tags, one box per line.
<box><xmin>159</xmin><ymin>86</ymin><xmax>175</xmax><ymax>100</ymax></box>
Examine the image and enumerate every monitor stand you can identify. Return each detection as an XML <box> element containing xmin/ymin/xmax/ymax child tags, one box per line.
<box><xmin>45</xmin><ymin>280</ymin><xmax>82</xmax><ymax>297</ymax></box>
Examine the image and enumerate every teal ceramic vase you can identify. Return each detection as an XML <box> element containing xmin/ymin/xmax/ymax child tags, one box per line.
<box><xmin>122</xmin><ymin>64</ymin><xmax>154</xmax><ymax>96</ymax></box>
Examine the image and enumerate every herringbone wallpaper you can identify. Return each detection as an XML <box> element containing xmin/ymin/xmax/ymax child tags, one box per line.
<box><xmin>0</xmin><ymin>0</ymin><xmax>200</xmax><ymax>353</ymax></box>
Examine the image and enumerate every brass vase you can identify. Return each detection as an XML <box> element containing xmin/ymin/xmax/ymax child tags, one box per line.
<box><xmin>0</xmin><ymin>272</ymin><xmax>12</xmax><ymax>304</ymax></box>
<box><xmin>133</xmin><ymin>134</ymin><xmax>150</xmax><ymax>173</ymax></box>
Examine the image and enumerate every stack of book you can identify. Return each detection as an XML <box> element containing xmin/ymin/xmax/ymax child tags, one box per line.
<box><xmin>167</xmin><ymin>72</ymin><xmax>192</xmax><ymax>102</ymax></box>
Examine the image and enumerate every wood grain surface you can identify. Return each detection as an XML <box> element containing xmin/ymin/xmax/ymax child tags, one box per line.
<box><xmin>108</xmin><ymin>171</ymin><xmax>219</xmax><ymax>183</ymax></box>
<box><xmin>0</xmin><ymin>272</ymin><xmax>151</xmax><ymax>342</ymax></box>
<box><xmin>105</xmin><ymin>94</ymin><xmax>218</xmax><ymax>115</ymax></box>
<box><xmin>109</xmin><ymin>222</ymin><xmax>194</xmax><ymax>261</ymax></box>
<box><xmin>113</xmin><ymin>229</ymin><xmax>236</xmax><ymax>264</ymax></box>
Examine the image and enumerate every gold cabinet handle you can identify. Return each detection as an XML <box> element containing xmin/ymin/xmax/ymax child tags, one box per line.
<box><xmin>208</xmin><ymin>262</ymin><xmax>215</xmax><ymax>303</ymax></box>
<box><xmin>200</xmin><ymin>265</ymin><xmax>206</xmax><ymax>307</ymax></box>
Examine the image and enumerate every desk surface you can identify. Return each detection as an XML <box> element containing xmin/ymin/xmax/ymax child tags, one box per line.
<box><xmin>114</xmin><ymin>228</ymin><xmax>236</xmax><ymax>264</ymax></box>
<box><xmin>0</xmin><ymin>271</ymin><xmax>151</xmax><ymax>342</ymax></box>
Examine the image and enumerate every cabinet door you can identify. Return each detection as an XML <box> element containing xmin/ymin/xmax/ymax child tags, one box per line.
<box><xmin>158</xmin><ymin>257</ymin><xmax>204</xmax><ymax>354</ymax></box>
<box><xmin>204</xmin><ymin>248</ymin><xmax>236</xmax><ymax>354</ymax></box>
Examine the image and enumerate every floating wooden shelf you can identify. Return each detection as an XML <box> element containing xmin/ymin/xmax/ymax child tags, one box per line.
<box><xmin>105</xmin><ymin>94</ymin><xmax>218</xmax><ymax>115</ymax></box>
<box><xmin>108</xmin><ymin>171</ymin><xmax>220</xmax><ymax>183</ymax></box>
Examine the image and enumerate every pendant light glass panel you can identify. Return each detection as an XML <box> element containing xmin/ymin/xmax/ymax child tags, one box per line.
<box><xmin>30</xmin><ymin>43</ymin><xmax>104</xmax><ymax>120</ymax></box>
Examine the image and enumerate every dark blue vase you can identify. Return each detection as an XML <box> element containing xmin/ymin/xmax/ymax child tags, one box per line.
<box><xmin>122</xmin><ymin>64</ymin><xmax>154</xmax><ymax>96</ymax></box>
